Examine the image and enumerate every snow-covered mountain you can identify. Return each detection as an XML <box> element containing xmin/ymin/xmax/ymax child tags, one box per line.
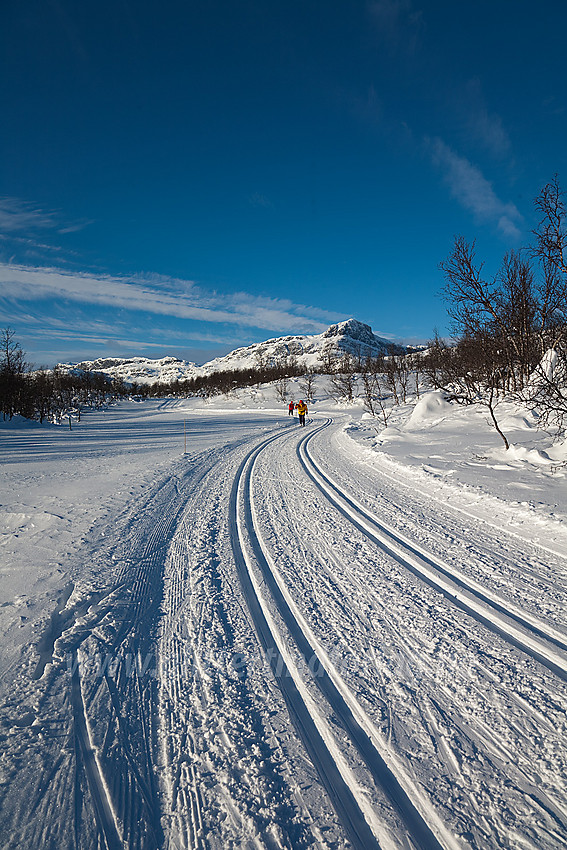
<box><xmin>60</xmin><ymin>319</ymin><xmax>399</xmax><ymax>385</ymax></box>
<box><xmin>65</xmin><ymin>355</ymin><xmax>199</xmax><ymax>386</ymax></box>
<box><xmin>200</xmin><ymin>319</ymin><xmax>397</xmax><ymax>374</ymax></box>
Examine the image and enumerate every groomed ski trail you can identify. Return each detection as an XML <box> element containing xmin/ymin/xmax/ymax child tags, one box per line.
<box><xmin>247</xmin><ymin>415</ymin><xmax>567</xmax><ymax>850</ymax></box>
<box><xmin>1</xmin><ymin>409</ymin><xmax>566</xmax><ymax>850</ymax></box>
<box><xmin>298</xmin><ymin>421</ymin><xmax>567</xmax><ymax>679</ymax></box>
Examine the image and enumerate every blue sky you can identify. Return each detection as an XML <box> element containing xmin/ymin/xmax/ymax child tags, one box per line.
<box><xmin>1</xmin><ymin>0</ymin><xmax>566</xmax><ymax>366</ymax></box>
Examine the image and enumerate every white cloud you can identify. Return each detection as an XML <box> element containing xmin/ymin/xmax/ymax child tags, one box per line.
<box><xmin>0</xmin><ymin>264</ymin><xmax>340</xmax><ymax>334</ymax></box>
<box><xmin>0</xmin><ymin>198</ymin><xmax>90</xmax><ymax>264</ymax></box>
<box><xmin>368</xmin><ymin>0</ymin><xmax>424</xmax><ymax>54</ymax></box>
<box><xmin>469</xmin><ymin>105</ymin><xmax>510</xmax><ymax>159</ymax></box>
<box><xmin>0</xmin><ymin>198</ymin><xmax>57</xmax><ymax>233</ymax></box>
<box><xmin>461</xmin><ymin>79</ymin><xmax>511</xmax><ymax>158</ymax></box>
<box><xmin>427</xmin><ymin>137</ymin><xmax>523</xmax><ymax>239</ymax></box>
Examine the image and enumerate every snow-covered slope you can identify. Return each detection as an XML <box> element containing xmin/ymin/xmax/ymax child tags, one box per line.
<box><xmin>1</xmin><ymin>390</ymin><xmax>566</xmax><ymax>849</ymax></box>
<box><xmin>58</xmin><ymin>319</ymin><xmax>399</xmax><ymax>385</ymax></box>
<box><xmin>200</xmin><ymin>319</ymin><xmax>397</xmax><ymax>374</ymax></box>
<box><xmin>62</xmin><ymin>355</ymin><xmax>199</xmax><ymax>385</ymax></box>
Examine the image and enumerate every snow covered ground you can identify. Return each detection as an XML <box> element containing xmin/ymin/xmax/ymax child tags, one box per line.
<box><xmin>0</xmin><ymin>380</ymin><xmax>566</xmax><ymax>849</ymax></box>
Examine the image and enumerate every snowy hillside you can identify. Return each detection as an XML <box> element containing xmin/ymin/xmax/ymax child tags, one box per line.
<box><xmin>62</xmin><ymin>355</ymin><xmax>199</xmax><ymax>386</ymax></box>
<box><xmin>59</xmin><ymin>319</ymin><xmax>398</xmax><ymax>385</ymax></box>
<box><xmin>199</xmin><ymin>319</ymin><xmax>397</xmax><ymax>374</ymax></box>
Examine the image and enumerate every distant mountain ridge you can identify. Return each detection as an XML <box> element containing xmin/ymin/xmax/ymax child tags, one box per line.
<box><xmin>200</xmin><ymin>319</ymin><xmax>397</xmax><ymax>374</ymax></box>
<box><xmin>61</xmin><ymin>319</ymin><xmax>399</xmax><ymax>386</ymax></box>
<box><xmin>68</xmin><ymin>355</ymin><xmax>199</xmax><ymax>386</ymax></box>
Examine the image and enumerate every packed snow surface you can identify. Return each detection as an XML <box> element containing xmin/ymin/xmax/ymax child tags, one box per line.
<box><xmin>0</xmin><ymin>381</ymin><xmax>566</xmax><ymax>849</ymax></box>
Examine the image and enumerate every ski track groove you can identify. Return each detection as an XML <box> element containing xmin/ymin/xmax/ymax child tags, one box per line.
<box><xmin>250</xmin><ymin>416</ymin><xmax>567</xmax><ymax>848</ymax></box>
<box><xmin>159</xmin><ymin>422</ymin><xmax>332</xmax><ymax>850</ymax></box>
<box><xmin>70</xmin><ymin>647</ymin><xmax>123</xmax><ymax>850</ymax></box>
<box><xmin>0</xmin><ymin>451</ymin><xmax>215</xmax><ymax>849</ymax></box>
<box><xmin>241</xmin><ymin>423</ymin><xmax>457</xmax><ymax>850</ymax></box>
<box><xmin>299</xmin><ymin>420</ymin><xmax>567</xmax><ymax>680</ymax></box>
<box><xmin>329</xmin><ymin>426</ymin><xmax>567</xmax><ymax>630</ymax></box>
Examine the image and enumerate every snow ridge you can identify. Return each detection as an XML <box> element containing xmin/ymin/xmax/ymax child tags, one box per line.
<box><xmin>58</xmin><ymin>319</ymin><xmax>398</xmax><ymax>385</ymax></box>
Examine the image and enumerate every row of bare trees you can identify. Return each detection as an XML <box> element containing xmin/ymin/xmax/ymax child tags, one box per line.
<box><xmin>0</xmin><ymin>329</ymin><xmax>125</xmax><ymax>423</ymax></box>
<box><xmin>135</xmin><ymin>359</ymin><xmax>305</xmax><ymax>400</ymax></box>
<box><xmin>426</xmin><ymin>176</ymin><xmax>567</xmax><ymax>446</ymax></box>
<box><xmin>324</xmin><ymin>349</ymin><xmax>419</xmax><ymax>425</ymax></box>
<box><xmin>309</xmin><ymin>177</ymin><xmax>567</xmax><ymax>445</ymax></box>
<box><xmin>0</xmin><ymin>332</ymin><xmax>312</xmax><ymax>420</ymax></box>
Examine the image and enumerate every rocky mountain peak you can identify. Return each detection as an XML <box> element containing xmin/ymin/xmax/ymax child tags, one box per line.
<box><xmin>321</xmin><ymin>318</ymin><xmax>394</xmax><ymax>356</ymax></box>
<box><xmin>59</xmin><ymin>319</ymin><xmax>402</xmax><ymax>385</ymax></box>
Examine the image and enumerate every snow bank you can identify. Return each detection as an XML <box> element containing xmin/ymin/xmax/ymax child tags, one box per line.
<box><xmin>505</xmin><ymin>445</ymin><xmax>553</xmax><ymax>465</ymax></box>
<box><xmin>343</xmin><ymin>390</ymin><xmax>567</xmax><ymax>547</ymax></box>
<box><xmin>404</xmin><ymin>390</ymin><xmax>452</xmax><ymax>431</ymax></box>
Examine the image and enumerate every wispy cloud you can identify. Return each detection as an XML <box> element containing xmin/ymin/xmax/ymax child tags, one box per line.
<box><xmin>0</xmin><ymin>197</ymin><xmax>90</xmax><ymax>266</ymax></box>
<box><xmin>0</xmin><ymin>300</ymin><xmax>256</xmax><ymax>360</ymax></box>
<box><xmin>367</xmin><ymin>0</ymin><xmax>425</xmax><ymax>55</ymax></box>
<box><xmin>337</xmin><ymin>84</ymin><xmax>384</xmax><ymax>129</ymax></box>
<box><xmin>460</xmin><ymin>79</ymin><xmax>511</xmax><ymax>158</ymax></box>
<box><xmin>0</xmin><ymin>198</ymin><xmax>58</xmax><ymax>233</ymax></box>
<box><xmin>468</xmin><ymin>108</ymin><xmax>510</xmax><ymax>159</ymax></box>
<box><xmin>0</xmin><ymin>264</ymin><xmax>341</xmax><ymax>335</ymax></box>
<box><xmin>249</xmin><ymin>193</ymin><xmax>274</xmax><ymax>210</ymax></box>
<box><xmin>426</xmin><ymin>137</ymin><xmax>523</xmax><ymax>239</ymax></box>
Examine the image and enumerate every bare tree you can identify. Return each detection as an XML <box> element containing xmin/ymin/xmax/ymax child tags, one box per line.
<box><xmin>442</xmin><ymin>182</ymin><xmax>567</xmax><ymax>391</ymax></box>
<box><xmin>383</xmin><ymin>356</ymin><xmax>400</xmax><ymax>405</ymax></box>
<box><xmin>391</xmin><ymin>354</ymin><xmax>411</xmax><ymax>403</ymax></box>
<box><xmin>0</xmin><ymin>328</ymin><xmax>29</xmax><ymax>419</ymax></box>
<box><xmin>1</xmin><ymin>327</ymin><xmax>25</xmax><ymax>372</ymax></box>
<box><xmin>359</xmin><ymin>355</ymin><xmax>378</xmax><ymax>415</ymax></box>
<box><xmin>437</xmin><ymin>210</ymin><xmax>567</xmax><ymax>448</ymax></box>
<box><xmin>358</xmin><ymin>354</ymin><xmax>395</xmax><ymax>426</ymax></box>
<box><xmin>328</xmin><ymin>352</ymin><xmax>356</xmax><ymax>401</ymax></box>
<box><xmin>422</xmin><ymin>331</ymin><xmax>511</xmax><ymax>448</ymax></box>
<box><xmin>31</xmin><ymin>369</ymin><xmax>53</xmax><ymax>423</ymax></box>
<box><xmin>522</xmin><ymin>349</ymin><xmax>567</xmax><ymax>434</ymax></box>
<box><xmin>275</xmin><ymin>375</ymin><xmax>289</xmax><ymax>402</ymax></box>
<box><xmin>374</xmin><ymin>385</ymin><xmax>395</xmax><ymax>428</ymax></box>
<box><xmin>520</xmin><ymin>176</ymin><xmax>567</xmax><ymax>433</ymax></box>
<box><xmin>532</xmin><ymin>174</ymin><xmax>567</xmax><ymax>278</ymax></box>
<box><xmin>351</xmin><ymin>344</ymin><xmax>365</xmax><ymax>371</ymax></box>
<box><xmin>408</xmin><ymin>349</ymin><xmax>426</xmax><ymax>399</ymax></box>
<box><xmin>299</xmin><ymin>369</ymin><xmax>316</xmax><ymax>402</ymax></box>
<box><xmin>318</xmin><ymin>344</ymin><xmax>338</xmax><ymax>374</ymax></box>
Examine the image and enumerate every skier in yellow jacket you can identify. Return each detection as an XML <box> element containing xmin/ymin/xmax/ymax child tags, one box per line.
<box><xmin>296</xmin><ymin>399</ymin><xmax>308</xmax><ymax>426</ymax></box>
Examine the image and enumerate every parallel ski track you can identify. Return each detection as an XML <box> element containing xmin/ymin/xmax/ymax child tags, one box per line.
<box><xmin>230</xmin><ymin>429</ymin><xmax>383</xmax><ymax>850</ymax></box>
<box><xmin>230</xmin><ymin>424</ymin><xmax>448</xmax><ymax>850</ymax></box>
<box><xmin>66</xmin><ymin>473</ymin><xmax>187</xmax><ymax>850</ymax></box>
<box><xmin>298</xmin><ymin>419</ymin><xmax>567</xmax><ymax>682</ymax></box>
<box><xmin>70</xmin><ymin>648</ymin><xmax>123</xmax><ymax>850</ymax></box>
<box><xmin>37</xmin><ymin>464</ymin><xmax>206</xmax><ymax>850</ymax></box>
